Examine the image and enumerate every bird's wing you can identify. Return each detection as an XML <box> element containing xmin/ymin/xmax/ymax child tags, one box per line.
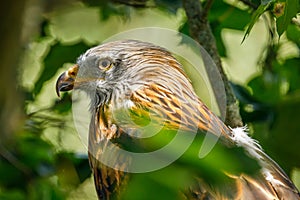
<box><xmin>88</xmin><ymin>105</ymin><xmax>130</xmax><ymax>200</ymax></box>
<box><xmin>130</xmin><ymin>83</ymin><xmax>231</xmax><ymax>138</ymax></box>
<box><xmin>229</xmin><ymin>127</ymin><xmax>300</xmax><ymax>199</ymax></box>
<box><xmin>130</xmin><ymin>84</ymin><xmax>300</xmax><ymax>199</ymax></box>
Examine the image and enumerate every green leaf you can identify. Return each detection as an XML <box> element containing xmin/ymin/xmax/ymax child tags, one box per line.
<box><xmin>210</xmin><ymin>1</ymin><xmax>252</xmax><ymax>31</ymax></box>
<box><xmin>33</xmin><ymin>41</ymin><xmax>90</xmax><ymax>96</ymax></box>
<box><xmin>154</xmin><ymin>0</ymin><xmax>182</xmax><ymax>14</ymax></box>
<box><xmin>247</xmin><ymin>71</ymin><xmax>283</xmax><ymax>104</ymax></box>
<box><xmin>122</xmin><ymin>169</ymin><xmax>185</xmax><ymax>200</ymax></box>
<box><xmin>17</xmin><ymin>134</ymin><xmax>55</xmax><ymax>171</ymax></box>
<box><xmin>280</xmin><ymin>58</ymin><xmax>300</xmax><ymax>93</ymax></box>
<box><xmin>0</xmin><ymin>189</ymin><xmax>26</xmax><ymax>200</ymax></box>
<box><xmin>213</xmin><ymin>27</ymin><xmax>227</xmax><ymax>57</ymax></box>
<box><xmin>52</xmin><ymin>93</ymin><xmax>72</xmax><ymax>114</ymax></box>
<box><xmin>0</xmin><ymin>160</ymin><xmax>26</xmax><ymax>188</ymax></box>
<box><xmin>179</xmin><ymin>21</ymin><xmax>189</xmax><ymax>36</ymax></box>
<box><xmin>243</xmin><ymin>2</ymin><xmax>272</xmax><ymax>42</ymax></box>
<box><xmin>276</xmin><ymin>0</ymin><xmax>300</xmax><ymax>37</ymax></box>
<box><xmin>262</xmin><ymin>0</ymin><xmax>275</xmax><ymax>5</ymax></box>
<box><xmin>252</xmin><ymin>97</ymin><xmax>300</xmax><ymax>172</ymax></box>
<box><xmin>286</xmin><ymin>23</ymin><xmax>300</xmax><ymax>47</ymax></box>
<box><xmin>231</xmin><ymin>83</ymin><xmax>272</xmax><ymax>123</ymax></box>
<box><xmin>27</xmin><ymin>179</ymin><xmax>65</xmax><ymax>200</ymax></box>
<box><xmin>100</xmin><ymin>2</ymin><xmax>132</xmax><ymax>21</ymax></box>
<box><xmin>56</xmin><ymin>152</ymin><xmax>91</xmax><ymax>184</ymax></box>
<box><xmin>207</xmin><ymin>1</ymin><xmax>252</xmax><ymax>56</ymax></box>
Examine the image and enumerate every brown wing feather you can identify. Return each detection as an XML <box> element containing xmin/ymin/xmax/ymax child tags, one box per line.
<box><xmin>88</xmin><ymin>105</ymin><xmax>129</xmax><ymax>200</ymax></box>
<box><xmin>130</xmin><ymin>83</ymin><xmax>300</xmax><ymax>200</ymax></box>
<box><xmin>131</xmin><ymin>83</ymin><xmax>232</xmax><ymax>139</ymax></box>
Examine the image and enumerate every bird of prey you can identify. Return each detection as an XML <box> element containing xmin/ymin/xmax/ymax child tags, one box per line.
<box><xmin>56</xmin><ymin>40</ymin><xmax>300</xmax><ymax>200</ymax></box>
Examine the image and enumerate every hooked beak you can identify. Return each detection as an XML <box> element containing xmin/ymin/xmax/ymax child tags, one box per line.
<box><xmin>56</xmin><ymin>64</ymin><xmax>78</xmax><ymax>97</ymax></box>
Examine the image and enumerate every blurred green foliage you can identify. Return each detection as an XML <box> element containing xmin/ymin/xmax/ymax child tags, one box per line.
<box><xmin>34</xmin><ymin>42</ymin><xmax>90</xmax><ymax>96</ymax></box>
<box><xmin>1</xmin><ymin>0</ymin><xmax>300</xmax><ymax>199</ymax></box>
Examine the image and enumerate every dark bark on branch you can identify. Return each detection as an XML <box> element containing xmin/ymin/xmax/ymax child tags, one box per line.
<box><xmin>183</xmin><ymin>0</ymin><xmax>243</xmax><ymax>128</ymax></box>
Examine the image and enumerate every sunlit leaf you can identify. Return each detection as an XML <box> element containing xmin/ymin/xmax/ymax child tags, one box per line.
<box><xmin>243</xmin><ymin>2</ymin><xmax>272</xmax><ymax>42</ymax></box>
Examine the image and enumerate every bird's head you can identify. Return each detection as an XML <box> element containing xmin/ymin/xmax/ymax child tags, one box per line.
<box><xmin>56</xmin><ymin>40</ymin><xmax>191</xmax><ymax>108</ymax></box>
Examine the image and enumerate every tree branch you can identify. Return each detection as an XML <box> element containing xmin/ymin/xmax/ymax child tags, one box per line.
<box><xmin>183</xmin><ymin>0</ymin><xmax>243</xmax><ymax>127</ymax></box>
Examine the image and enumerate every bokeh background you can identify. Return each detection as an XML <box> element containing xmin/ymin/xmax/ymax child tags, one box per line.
<box><xmin>1</xmin><ymin>0</ymin><xmax>300</xmax><ymax>199</ymax></box>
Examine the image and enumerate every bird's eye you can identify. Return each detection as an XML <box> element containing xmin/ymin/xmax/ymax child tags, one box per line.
<box><xmin>98</xmin><ymin>58</ymin><xmax>112</xmax><ymax>70</ymax></box>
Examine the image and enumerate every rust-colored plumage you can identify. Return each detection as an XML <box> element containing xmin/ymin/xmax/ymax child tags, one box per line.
<box><xmin>56</xmin><ymin>40</ymin><xmax>300</xmax><ymax>200</ymax></box>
